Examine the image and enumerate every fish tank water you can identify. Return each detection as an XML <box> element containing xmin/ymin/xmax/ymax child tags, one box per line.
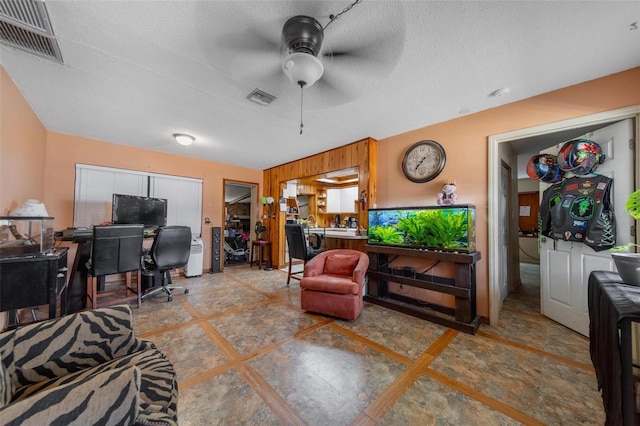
<box><xmin>368</xmin><ymin>205</ymin><xmax>476</xmax><ymax>252</ymax></box>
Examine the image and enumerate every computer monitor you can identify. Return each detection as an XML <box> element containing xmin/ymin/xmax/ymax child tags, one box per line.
<box><xmin>112</xmin><ymin>194</ymin><xmax>167</xmax><ymax>229</ymax></box>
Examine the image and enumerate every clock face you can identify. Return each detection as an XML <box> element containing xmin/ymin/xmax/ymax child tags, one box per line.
<box><xmin>402</xmin><ymin>140</ymin><xmax>446</xmax><ymax>183</ymax></box>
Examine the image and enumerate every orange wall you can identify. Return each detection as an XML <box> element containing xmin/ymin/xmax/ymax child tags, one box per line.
<box><xmin>43</xmin><ymin>133</ymin><xmax>263</xmax><ymax>271</ymax></box>
<box><xmin>377</xmin><ymin>67</ymin><xmax>640</xmax><ymax>318</ymax></box>
<box><xmin>0</xmin><ymin>67</ymin><xmax>47</xmax><ymax>214</ymax></box>
<box><xmin>3</xmin><ymin>63</ymin><xmax>640</xmax><ymax>321</ymax></box>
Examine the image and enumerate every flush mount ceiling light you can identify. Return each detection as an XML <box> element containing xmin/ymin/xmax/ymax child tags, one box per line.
<box><xmin>173</xmin><ymin>133</ymin><xmax>194</xmax><ymax>146</ymax></box>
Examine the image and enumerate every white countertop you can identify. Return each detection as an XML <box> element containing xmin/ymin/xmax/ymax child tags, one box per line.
<box><xmin>307</xmin><ymin>227</ymin><xmax>368</xmax><ymax>239</ymax></box>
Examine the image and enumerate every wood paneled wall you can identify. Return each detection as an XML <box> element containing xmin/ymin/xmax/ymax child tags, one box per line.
<box><xmin>262</xmin><ymin>137</ymin><xmax>377</xmax><ymax>268</ymax></box>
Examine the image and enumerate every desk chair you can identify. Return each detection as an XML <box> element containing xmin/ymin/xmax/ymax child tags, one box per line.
<box><xmin>142</xmin><ymin>226</ymin><xmax>191</xmax><ymax>302</ymax></box>
<box><xmin>285</xmin><ymin>224</ymin><xmax>325</xmax><ymax>284</ymax></box>
<box><xmin>86</xmin><ymin>224</ymin><xmax>144</xmax><ymax>309</ymax></box>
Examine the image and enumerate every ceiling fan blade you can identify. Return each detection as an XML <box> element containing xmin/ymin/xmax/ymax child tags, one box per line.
<box><xmin>254</xmin><ymin>65</ymin><xmax>289</xmax><ymax>95</ymax></box>
<box><xmin>215</xmin><ymin>27</ymin><xmax>282</xmax><ymax>56</ymax></box>
<box><xmin>303</xmin><ymin>71</ymin><xmax>363</xmax><ymax>109</ymax></box>
<box><xmin>323</xmin><ymin>29</ymin><xmax>405</xmax><ymax>73</ymax></box>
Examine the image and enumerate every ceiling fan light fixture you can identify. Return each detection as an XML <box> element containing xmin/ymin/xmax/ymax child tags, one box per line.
<box><xmin>173</xmin><ymin>133</ymin><xmax>195</xmax><ymax>146</ymax></box>
<box><xmin>282</xmin><ymin>52</ymin><xmax>324</xmax><ymax>88</ymax></box>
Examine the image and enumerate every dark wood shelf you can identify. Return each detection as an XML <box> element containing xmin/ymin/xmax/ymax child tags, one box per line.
<box><xmin>364</xmin><ymin>244</ymin><xmax>481</xmax><ymax>334</ymax></box>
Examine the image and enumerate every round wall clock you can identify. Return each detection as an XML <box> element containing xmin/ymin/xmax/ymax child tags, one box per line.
<box><xmin>402</xmin><ymin>140</ymin><xmax>446</xmax><ymax>183</ymax></box>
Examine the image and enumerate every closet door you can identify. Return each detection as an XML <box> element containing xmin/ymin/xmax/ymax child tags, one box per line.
<box><xmin>74</xmin><ymin>165</ymin><xmax>147</xmax><ymax>228</ymax></box>
<box><xmin>150</xmin><ymin>175</ymin><xmax>203</xmax><ymax>237</ymax></box>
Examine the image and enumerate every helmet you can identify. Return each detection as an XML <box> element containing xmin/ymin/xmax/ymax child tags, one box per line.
<box><xmin>526</xmin><ymin>154</ymin><xmax>563</xmax><ymax>183</ymax></box>
<box><xmin>557</xmin><ymin>139</ymin><xmax>604</xmax><ymax>175</ymax></box>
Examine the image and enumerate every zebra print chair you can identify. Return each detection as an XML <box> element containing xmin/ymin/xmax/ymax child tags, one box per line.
<box><xmin>0</xmin><ymin>305</ymin><xmax>178</xmax><ymax>425</ymax></box>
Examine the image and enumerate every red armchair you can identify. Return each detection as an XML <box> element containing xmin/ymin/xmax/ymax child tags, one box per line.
<box><xmin>300</xmin><ymin>249</ymin><xmax>370</xmax><ymax>320</ymax></box>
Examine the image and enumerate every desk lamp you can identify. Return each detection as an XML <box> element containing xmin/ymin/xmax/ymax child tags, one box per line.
<box><xmin>10</xmin><ymin>199</ymin><xmax>49</xmax><ymax>217</ymax></box>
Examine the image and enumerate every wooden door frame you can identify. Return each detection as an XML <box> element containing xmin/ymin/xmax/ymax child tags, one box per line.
<box><xmin>222</xmin><ymin>179</ymin><xmax>259</xmax><ymax>272</ymax></box>
<box><xmin>488</xmin><ymin>105</ymin><xmax>640</xmax><ymax>326</ymax></box>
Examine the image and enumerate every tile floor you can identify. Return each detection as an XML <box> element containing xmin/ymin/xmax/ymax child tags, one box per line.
<box><xmin>131</xmin><ymin>262</ymin><xmax>605</xmax><ymax>425</ymax></box>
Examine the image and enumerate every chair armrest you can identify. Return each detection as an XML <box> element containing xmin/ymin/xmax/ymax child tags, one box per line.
<box><xmin>0</xmin><ymin>365</ymin><xmax>140</xmax><ymax>426</ymax></box>
<box><xmin>352</xmin><ymin>255</ymin><xmax>369</xmax><ymax>285</ymax></box>
<box><xmin>303</xmin><ymin>255</ymin><xmax>326</xmax><ymax>278</ymax></box>
<box><xmin>6</xmin><ymin>305</ymin><xmax>148</xmax><ymax>389</ymax></box>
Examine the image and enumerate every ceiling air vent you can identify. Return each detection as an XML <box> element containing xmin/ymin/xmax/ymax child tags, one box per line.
<box><xmin>0</xmin><ymin>0</ymin><xmax>63</xmax><ymax>63</ymax></box>
<box><xmin>247</xmin><ymin>88</ymin><xmax>276</xmax><ymax>106</ymax></box>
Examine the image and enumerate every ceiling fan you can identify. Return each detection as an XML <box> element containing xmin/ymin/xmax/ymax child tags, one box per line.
<box><xmin>209</xmin><ymin>1</ymin><xmax>406</xmax><ymax>129</ymax></box>
<box><xmin>280</xmin><ymin>14</ymin><xmax>328</xmax><ymax>133</ymax></box>
<box><xmin>278</xmin><ymin>1</ymin><xmax>408</xmax><ymax>133</ymax></box>
<box><xmin>281</xmin><ymin>15</ymin><xmax>325</xmax><ymax>89</ymax></box>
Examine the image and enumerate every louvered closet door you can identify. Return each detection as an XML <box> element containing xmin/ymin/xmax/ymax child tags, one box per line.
<box><xmin>150</xmin><ymin>175</ymin><xmax>203</xmax><ymax>237</ymax></box>
<box><xmin>74</xmin><ymin>165</ymin><xmax>147</xmax><ymax>228</ymax></box>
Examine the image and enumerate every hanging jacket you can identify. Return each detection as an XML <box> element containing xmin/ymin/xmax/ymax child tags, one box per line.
<box><xmin>539</xmin><ymin>181</ymin><xmax>564</xmax><ymax>238</ymax></box>
<box><xmin>539</xmin><ymin>175</ymin><xmax>615</xmax><ymax>251</ymax></box>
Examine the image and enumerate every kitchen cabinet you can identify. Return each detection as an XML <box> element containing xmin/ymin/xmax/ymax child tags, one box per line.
<box><xmin>326</xmin><ymin>187</ymin><xmax>358</xmax><ymax>213</ymax></box>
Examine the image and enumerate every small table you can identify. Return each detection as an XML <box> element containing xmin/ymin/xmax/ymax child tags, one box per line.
<box><xmin>588</xmin><ymin>271</ymin><xmax>640</xmax><ymax>426</ymax></box>
<box><xmin>250</xmin><ymin>240</ymin><xmax>272</xmax><ymax>270</ymax></box>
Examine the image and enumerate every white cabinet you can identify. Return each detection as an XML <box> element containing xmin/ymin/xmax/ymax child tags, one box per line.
<box><xmin>326</xmin><ymin>188</ymin><xmax>341</xmax><ymax>213</ymax></box>
<box><xmin>326</xmin><ymin>186</ymin><xmax>358</xmax><ymax>213</ymax></box>
<box><xmin>340</xmin><ymin>186</ymin><xmax>358</xmax><ymax>213</ymax></box>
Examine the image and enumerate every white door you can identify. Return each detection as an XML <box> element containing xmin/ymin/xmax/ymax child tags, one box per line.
<box><xmin>540</xmin><ymin>119</ymin><xmax>634</xmax><ymax>336</ymax></box>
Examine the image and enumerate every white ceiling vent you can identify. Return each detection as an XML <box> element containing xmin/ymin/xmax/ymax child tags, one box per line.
<box><xmin>0</xmin><ymin>0</ymin><xmax>63</xmax><ymax>63</ymax></box>
<box><xmin>247</xmin><ymin>88</ymin><xmax>276</xmax><ymax>106</ymax></box>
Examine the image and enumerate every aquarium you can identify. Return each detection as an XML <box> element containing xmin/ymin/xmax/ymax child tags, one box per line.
<box><xmin>367</xmin><ymin>205</ymin><xmax>476</xmax><ymax>252</ymax></box>
<box><xmin>0</xmin><ymin>216</ymin><xmax>55</xmax><ymax>256</ymax></box>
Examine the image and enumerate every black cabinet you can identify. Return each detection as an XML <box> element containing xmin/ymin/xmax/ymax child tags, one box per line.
<box><xmin>0</xmin><ymin>248</ymin><xmax>69</xmax><ymax>326</ymax></box>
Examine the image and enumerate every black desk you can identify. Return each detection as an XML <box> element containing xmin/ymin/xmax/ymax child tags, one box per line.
<box><xmin>60</xmin><ymin>229</ymin><xmax>156</xmax><ymax>313</ymax></box>
<box><xmin>59</xmin><ymin>231</ymin><xmax>92</xmax><ymax>313</ymax></box>
<box><xmin>588</xmin><ymin>271</ymin><xmax>640</xmax><ymax>426</ymax></box>
<box><xmin>0</xmin><ymin>248</ymin><xmax>69</xmax><ymax>328</ymax></box>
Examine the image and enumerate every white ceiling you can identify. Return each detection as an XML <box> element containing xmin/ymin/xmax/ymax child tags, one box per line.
<box><xmin>225</xmin><ymin>182</ymin><xmax>253</xmax><ymax>204</ymax></box>
<box><xmin>2</xmin><ymin>1</ymin><xmax>639</xmax><ymax>170</ymax></box>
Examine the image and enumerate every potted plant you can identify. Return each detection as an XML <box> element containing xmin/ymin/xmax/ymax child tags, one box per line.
<box><xmin>610</xmin><ymin>189</ymin><xmax>640</xmax><ymax>286</ymax></box>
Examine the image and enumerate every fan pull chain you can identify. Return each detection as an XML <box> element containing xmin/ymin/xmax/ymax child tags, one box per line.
<box><xmin>299</xmin><ymin>83</ymin><xmax>304</xmax><ymax>135</ymax></box>
<box><xmin>324</xmin><ymin>0</ymin><xmax>363</xmax><ymax>30</ymax></box>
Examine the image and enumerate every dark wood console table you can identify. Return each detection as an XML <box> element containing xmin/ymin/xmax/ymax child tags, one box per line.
<box><xmin>588</xmin><ymin>271</ymin><xmax>640</xmax><ymax>426</ymax></box>
<box><xmin>364</xmin><ymin>244</ymin><xmax>481</xmax><ymax>334</ymax></box>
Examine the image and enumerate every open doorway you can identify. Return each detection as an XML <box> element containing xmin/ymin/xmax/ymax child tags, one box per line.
<box><xmin>488</xmin><ymin>105</ymin><xmax>640</xmax><ymax>328</ymax></box>
<box><xmin>223</xmin><ymin>180</ymin><xmax>258</xmax><ymax>268</ymax></box>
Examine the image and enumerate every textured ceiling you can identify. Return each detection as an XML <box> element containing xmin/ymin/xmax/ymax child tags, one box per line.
<box><xmin>2</xmin><ymin>1</ymin><xmax>639</xmax><ymax>170</ymax></box>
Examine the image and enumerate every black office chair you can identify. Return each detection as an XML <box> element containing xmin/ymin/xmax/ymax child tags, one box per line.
<box><xmin>86</xmin><ymin>224</ymin><xmax>144</xmax><ymax>309</ymax></box>
<box><xmin>285</xmin><ymin>224</ymin><xmax>325</xmax><ymax>284</ymax></box>
<box><xmin>142</xmin><ymin>226</ymin><xmax>192</xmax><ymax>302</ymax></box>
